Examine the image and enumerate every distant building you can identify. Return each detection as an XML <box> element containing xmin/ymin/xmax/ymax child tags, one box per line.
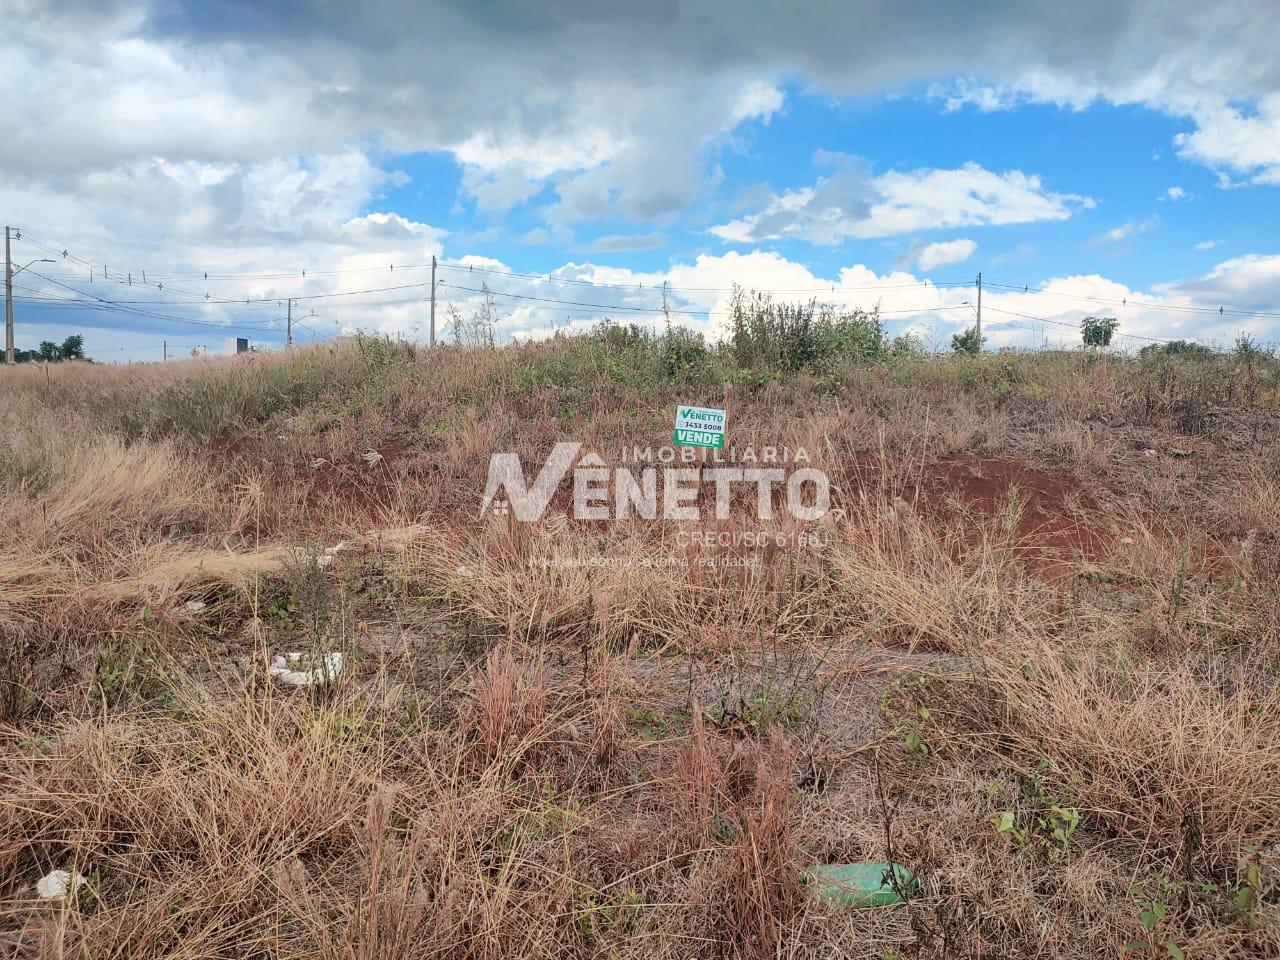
<box><xmin>236</xmin><ymin>337</ymin><xmax>249</xmax><ymax>354</ymax></box>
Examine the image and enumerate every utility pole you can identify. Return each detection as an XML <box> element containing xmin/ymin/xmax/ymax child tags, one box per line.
<box><xmin>975</xmin><ymin>271</ymin><xmax>983</xmax><ymax>347</ymax></box>
<box><xmin>3</xmin><ymin>230</ymin><xmax>51</xmax><ymax>364</ymax></box>
<box><xmin>162</xmin><ymin>340</ymin><xmax>168</xmax><ymax>362</ymax></box>
<box><xmin>5</xmin><ymin>226</ymin><xmax>13</xmax><ymax>365</ymax></box>
<box><xmin>429</xmin><ymin>255</ymin><xmax>437</xmax><ymax>347</ymax></box>
<box><xmin>287</xmin><ymin>297</ymin><xmax>293</xmax><ymax>347</ymax></box>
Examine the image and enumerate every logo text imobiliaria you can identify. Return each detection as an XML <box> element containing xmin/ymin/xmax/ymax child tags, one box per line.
<box><xmin>480</xmin><ymin>442</ymin><xmax>831</xmax><ymax>523</ymax></box>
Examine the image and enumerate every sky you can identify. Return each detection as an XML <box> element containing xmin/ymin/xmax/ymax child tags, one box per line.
<box><xmin>4</xmin><ymin>0</ymin><xmax>1280</xmax><ymax>362</ymax></box>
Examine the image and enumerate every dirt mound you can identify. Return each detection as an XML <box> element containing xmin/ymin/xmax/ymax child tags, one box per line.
<box><xmin>844</xmin><ymin>456</ymin><xmax>1110</xmax><ymax>571</ymax></box>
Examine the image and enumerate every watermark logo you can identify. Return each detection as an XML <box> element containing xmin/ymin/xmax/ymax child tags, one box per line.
<box><xmin>480</xmin><ymin>442</ymin><xmax>831</xmax><ymax>522</ymax></box>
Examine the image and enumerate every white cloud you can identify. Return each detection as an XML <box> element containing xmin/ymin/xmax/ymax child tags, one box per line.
<box><xmin>1164</xmin><ymin>186</ymin><xmax>1188</xmax><ymax>200</ymax></box>
<box><xmin>584</xmin><ymin>232</ymin><xmax>668</xmax><ymax>253</ymax></box>
<box><xmin>927</xmin><ymin>78</ymin><xmax>1028</xmax><ymax>113</ymax></box>
<box><xmin>1090</xmin><ymin>215</ymin><xmax>1160</xmax><ymax>247</ymax></box>
<box><xmin>1174</xmin><ymin>94</ymin><xmax>1280</xmax><ymax>185</ymax></box>
<box><xmin>726</xmin><ymin>81</ymin><xmax>786</xmax><ymax>128</ymax></box>
<box><xmin>712</xmin><ymin>159</ymin><xmax>1090</xmax><ymax>245</ymax></box>
<box><xmin>1195</xmin><ymin>240</ymin><xmax>1218</xmax><ymax>251</ymax></box>
<box><xmin>934</xmin><ymin>68</ymin><xmax>1280</xmax><ymax>186</ymax></box>
<box><xmin>914</xmin><ymin>238</ymin><xmax>977</xmax><ymax>270</ymax></box>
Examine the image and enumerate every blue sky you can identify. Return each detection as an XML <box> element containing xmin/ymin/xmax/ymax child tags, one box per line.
<box><xmin>4</xmin><ymin>1</ymin><xmax>1280</xmax><ymax>360</ymax></box>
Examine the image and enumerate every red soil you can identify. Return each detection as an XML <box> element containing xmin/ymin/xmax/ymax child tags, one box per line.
<box><xmin>842</xmin><ymin>455</ymin><xmax>1111</xmax><ymax>573</ymax></box>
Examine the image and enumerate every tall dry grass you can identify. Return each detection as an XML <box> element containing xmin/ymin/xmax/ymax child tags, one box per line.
<box><xmin>1</xmin><ymin>335</ymin><xmax>1278</xmax><ymax>956</ymax></box>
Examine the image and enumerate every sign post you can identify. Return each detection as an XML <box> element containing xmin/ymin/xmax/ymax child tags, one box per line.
<box><xmin>673</xmin><ymin>404</ymin><xmax>726</xmax><ymax>449</ymax></box>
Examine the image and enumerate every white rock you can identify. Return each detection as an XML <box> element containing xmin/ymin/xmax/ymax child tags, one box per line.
<box><xmin>184</xmin><ymin>600</ymin><xmax>207</xmax><ymax>614</ymax></box>
<box><xmin>315</xmin><ymin>553</ymin><xmax>335</xmax><ymax>569</ymax></box>
<box><xmin>36</xmin><ymin>869</ymin><xmax>82</xmax><ymax>900</ymax></box>
<box><xmin>269</xmin><ymin>651</ymin><xmax>344</xmax><ymax>687</ymax></box>
<box><xmin>455</xmin><ymin>564</ymin><xmax>474</xmax><ymax>577</ymax></box>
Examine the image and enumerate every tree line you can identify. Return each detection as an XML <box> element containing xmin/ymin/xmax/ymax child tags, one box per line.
<box><xmin>4</xmin><ymin>334</ymin><xmax>86</xmax><ymax>363</ymax></box>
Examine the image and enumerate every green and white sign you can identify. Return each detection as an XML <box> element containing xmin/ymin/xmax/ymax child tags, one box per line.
<box><xmin>673</xmin><ymin>404</ymin><xmax>726</xmax><ymax>449</ymax></box>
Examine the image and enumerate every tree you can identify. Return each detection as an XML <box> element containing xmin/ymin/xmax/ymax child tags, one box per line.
<box><xmin>1081</xmin><ymin>316</ymin><xmax>1119</xmax><ymax>348</ymax></box>
<box><xmin>951</xmin><ymin>326</ymin><xmax>984</xmax><ymax>355</ymax></box>
<box><xmin>59</xmin><ymin>334</ymin><xmax>85</xmax><ymax>360</ymax></box>
<box><xmin>37</xmin><ymin>341</ymin><xmax>61</xmax><ymax>362</ymax></box>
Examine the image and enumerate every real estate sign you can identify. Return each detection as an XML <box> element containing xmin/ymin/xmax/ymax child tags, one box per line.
<box><xmin>672</xmin><ymin>404</ymin><xmax>726</xmax><ymax>449</ymax></box>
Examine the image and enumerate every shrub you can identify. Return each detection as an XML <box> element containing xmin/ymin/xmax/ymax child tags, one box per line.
<box><xmin>726</xmin><ymin>286</ymin><xmax>886</xmax><ymax>373</ymax></box>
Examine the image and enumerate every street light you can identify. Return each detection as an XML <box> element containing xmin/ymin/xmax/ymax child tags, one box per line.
<box><xmin>12</xmin><ymin>257</ymin><xmax>53</xmax><ymax>278</ymax></box>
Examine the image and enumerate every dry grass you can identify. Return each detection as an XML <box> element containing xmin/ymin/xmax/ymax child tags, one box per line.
<box><xmin>1</xmin><ymin>336</ymin><xmax>1278</xmax><ymax>957</ymax></box>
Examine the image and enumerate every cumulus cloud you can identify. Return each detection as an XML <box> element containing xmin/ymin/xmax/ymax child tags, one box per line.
<box><xmin>913</xmin><ymin>238</ymin><xmax>977</xmax><ymax>271</ymax></box>
<box><xmin>712</xmin><ymin>157</ymin><xmax>1089</xmax><ymax>245</ymax></box>
<box><xmin>7</xmin><ymin>0</ymin><xmax>1279</xmax><ymax>233</ymax></box>
<box><xmin>1174</xmin><ymin>94</ymin><xmax>1280</xmax><ymax>186</ymax></box>
<box><xmin>428</xmin><ymin>249</ymin><xmax>1280</xmax><ymax>351</ymax></box>
<box><xmin>930</xmin><ymin>51</ymin><xmax>1280</xmax><ymax>185</ymax></box>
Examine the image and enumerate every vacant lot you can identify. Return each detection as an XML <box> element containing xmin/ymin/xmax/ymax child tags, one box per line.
<box><xmin>2</xmin><ymin>327</ymin><xmax>1279</xmax><ymax>958</ymax></box>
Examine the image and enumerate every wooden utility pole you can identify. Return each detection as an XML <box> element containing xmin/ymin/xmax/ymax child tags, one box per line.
<box><xmin>4</xmin><ymin>226</ymin><xmax>13</xmax><ymax>364</ymax></box>
<box><xmin>429</xmin><ymin>255</ymin><xmax>437</xmax><ymax>346</ymax></box>
<box><xmin>975</xmin><ymin>271</ymin><xmax>982</xmax><ymax>347</ymax></box>
<box><xmin>162</xmin><ymin>340</ymin><xmax>168</xmax><ymax>362</ymax></box>
<box><xmin>287</xmin><ymin>297</ymin><xmax>293</xmax><ymax>346</ymax></box>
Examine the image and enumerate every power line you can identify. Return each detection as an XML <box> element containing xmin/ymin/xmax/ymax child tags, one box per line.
<box><xmin>983</xmin><ymin>279</ymin><xmax>1280</xmax><ymax>321</ymax></box>
<box><xmin>15</xmin><ymin>228</ymin><xmax>973</xmax><ymax>297</ymax></box>
<box><xmin>21</xmin><ymin>273</ymin><xmax>286</xmax><ymax>330</ymax></box>
<box><xmin>980</xmin><ymin>305</ymin><xmax>1177</xmax><ymax>344</ymax></box>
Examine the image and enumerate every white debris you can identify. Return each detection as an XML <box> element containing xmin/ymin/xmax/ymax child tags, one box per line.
<box><xmin>36</xmin><ymin>869</ymin><xmax>83</xmax><ymax>900</ymax></box>
<box><xmin>455</xmin><ymin>564</ymin><xmax>474</xmax><ymax>577</ymax></box>
<box><xmin>314</xmin><ymin>541</ymin><xmax>348</xmax><ymax>570</ymax></box>
<box><xmin>269</xmin><ymin>651</ymin><xmax>344</xmax><ymax>687</ymax></box>
<box><xmin>362</xmin><ymin>449</ymin><xmax>384</xmax><ymax>465</ymax></box>
<box><xmin>184</xmin><ymin>600</ymin><xmax>207</xmax><ymax>614</ymax></box>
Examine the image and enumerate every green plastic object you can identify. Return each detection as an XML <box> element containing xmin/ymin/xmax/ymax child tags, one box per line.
<box><xmin>802</xmin><ymin>861</ymin><xmax>919</xmax><ymax>908</ymax></box>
